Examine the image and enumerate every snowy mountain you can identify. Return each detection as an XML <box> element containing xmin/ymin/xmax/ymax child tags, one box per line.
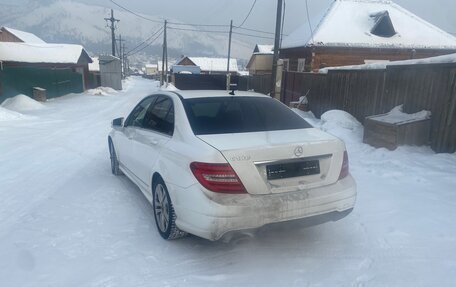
<box><xmin>0</xmin><ymin>0</ymin><xmax>253</xmax><ymax>62</ymax></box>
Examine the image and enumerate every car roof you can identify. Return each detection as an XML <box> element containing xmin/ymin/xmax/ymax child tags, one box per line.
<box><xmin>165</xmin><ymin>90</ymin><xmax>270</xmax><ymax>99</ymax></box>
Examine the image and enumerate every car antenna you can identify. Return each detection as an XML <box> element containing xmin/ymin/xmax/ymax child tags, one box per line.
<box><xmin>229</xmin><ymin>83</ymin><xmax>237</xmax><ymax>96</ymax></box>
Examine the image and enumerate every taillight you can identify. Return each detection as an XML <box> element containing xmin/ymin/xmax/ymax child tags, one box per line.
<box><xmin>190</xmin><ymin>162</ymin><xmax>247</xmax><ymax>194</ymax></box>
<box><xmin>338</xmin><ymin>151</ymin><xmax>349</xmax><ymax>180</ymax></box>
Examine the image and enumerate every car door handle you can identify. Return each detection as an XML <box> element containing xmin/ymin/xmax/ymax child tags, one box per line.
<box><xmin>149</xmin><ymin>139</ymin><xmax>159</xmax><ymax>145</ymax></box>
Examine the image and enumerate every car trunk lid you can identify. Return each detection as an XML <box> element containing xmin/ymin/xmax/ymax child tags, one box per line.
<box><xmin>197</xmin><ymin>128</ymin><xmax>346</xmax><ymax>195</ymax></box>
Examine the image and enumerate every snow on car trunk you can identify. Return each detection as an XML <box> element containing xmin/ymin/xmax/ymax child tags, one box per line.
<box><xmin>197</xmin><ymin>128</ymin><xmax>346</xmax><ymax>194</ymax></box>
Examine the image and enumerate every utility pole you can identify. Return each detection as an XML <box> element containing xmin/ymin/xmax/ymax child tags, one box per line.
<box><xmin>226</xmin><ymin>19</ymin><xmax>233</xmax><ymax>91</ymax></box>
<box><xmin>161</xmin><ymin>20</ymin><xmax>167</xmax><ymax>86</ymax></box>
<box><xmin>116</xmin><ymin>35</ymin><xmax>126</xmax><ymax>78</ymax></box>
<box><xmin>105</xmin><ymin>9</ymin><xmax>120</xmax><ymax>57</ymax></box>
<box><xmin>123</xmin><ymin>43</ymin><xmax>127</xmax><ymax>78</ymax></box>
<box><xmin>270</xmin><ymin>0</ymin><xmax>283</xmax><ymax>98</ymax></box>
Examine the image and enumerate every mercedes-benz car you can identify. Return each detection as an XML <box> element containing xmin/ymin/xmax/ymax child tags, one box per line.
<box><xmin>108</xmin><ymin>90</ymin><xmax>356</xmax><ymax>241</ymax></box>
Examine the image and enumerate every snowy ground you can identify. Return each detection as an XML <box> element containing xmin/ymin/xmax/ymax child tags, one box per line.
<box><xmin>1</xmin><ymin>77</ymin><xmax>455</xmax><ymax>286</ymax></box>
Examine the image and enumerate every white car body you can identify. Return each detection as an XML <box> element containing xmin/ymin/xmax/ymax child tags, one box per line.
<box><xmin>108</xmin><ymin>90</ymin><xmax>356</xmax><ymax>241</ymax></box>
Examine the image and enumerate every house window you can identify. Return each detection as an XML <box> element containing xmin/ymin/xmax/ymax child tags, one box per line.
<box><xmin>297</xmin><ymin>58</ymin><xmax>306</xmax><ymax>72</ymax></box>
<box><xmin>282</xmin><ymin>59</ymin><xmax>289</xmax><ymax>72</ymax></box>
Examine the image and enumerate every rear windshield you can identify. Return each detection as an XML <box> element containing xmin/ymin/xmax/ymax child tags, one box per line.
<box><xmin>183</xmin><ymin>96</ymin><xmax>312</xmax><ymax>135</ymax></box>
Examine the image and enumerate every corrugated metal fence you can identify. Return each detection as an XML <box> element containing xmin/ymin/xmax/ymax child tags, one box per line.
<box><xmin>0</xmin><ymin>66</ymin><xmax>84</xmax><ymax>103</ymax></box>
<box><xmin>281</xmin><ymin>64</ymin><xmax>456</xmax><ymax>153</ymax></box>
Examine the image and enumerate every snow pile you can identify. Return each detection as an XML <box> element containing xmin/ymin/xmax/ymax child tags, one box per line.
<box><xmin>0</xmin><ymin>106</ymin><xmax>28</xmax><ymax>121</ymax></box>
<box><xmin>372</xmin><ymin>105</ymin><xmax>431</xmax><ymax>124</ymax></box>
<box><xmin>1</xmin><ymin>94</ymin><xmax>45</xmax><ymax>112</ymax></box>
<box><xmin>319</xmin><ymin>110</ymin><xmax>364</xmax><ymax>145</ymax></box>
<box><xmin>86</xmin><ymin>87</ymin><xmax>118</xmax><ymax>96</ymax></box>
<box><xmin>321</xmin><ymin>110</ymin><xmax>362</xmax><ymax>131</ymax></box>
<box><xmin>160</xmin><ymin>83</ymin><xmax>179</xmax><ymax>91</ymax></box>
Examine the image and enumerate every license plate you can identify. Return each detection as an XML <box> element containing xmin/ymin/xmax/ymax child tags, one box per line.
<box><xmin>266</xmin><ymin>160</ymin><xmax>320</xmax><ymax>180</ymax></box>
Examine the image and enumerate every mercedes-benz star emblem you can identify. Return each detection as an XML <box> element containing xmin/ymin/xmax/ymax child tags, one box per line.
<box><xmin>294</xmin><ymin>146</ymin><xmax>303</xmax><ymax>157</ymax></box>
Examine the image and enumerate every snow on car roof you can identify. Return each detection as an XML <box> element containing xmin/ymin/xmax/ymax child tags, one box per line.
<box><xmin>282</xmin><ymin>0</ymin><xmax>456</xmax><ymax>50</ymax></box>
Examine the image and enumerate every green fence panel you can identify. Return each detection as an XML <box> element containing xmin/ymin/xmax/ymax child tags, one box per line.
<box><xmin>0</xmin><ymin>66</ymin><xmax>84</xmax><ymax>103</ymax></box>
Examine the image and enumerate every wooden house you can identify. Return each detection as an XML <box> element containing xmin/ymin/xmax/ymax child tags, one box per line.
<box><xmin>175</xmin><ymin>56</ymin><xmax>239</xmax><ymax>75</ymax></box>
<box><xmin>246</xmin><ymin>44</ymin><xmax>274</xmax><ymax>75</ymax></box>
<box><xmin>0</xmin><ymin>27</ymin><xmax>92</xmax><ymax>102</ymax></box>
<box><xmin>280</xmin><ymin>0</ymin><xmax>456</xmax><ymax>72</ymax></box>
<box><xmin>0</xmin><ymin>26</ymin><xmax>46</xmax><ymax>43</ymax></box>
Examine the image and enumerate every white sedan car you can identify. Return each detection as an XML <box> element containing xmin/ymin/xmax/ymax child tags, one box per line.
<box><xmin>108</xmin><ymin>90</ymin><xmax>356</xmax><ymax>241</ymax></box>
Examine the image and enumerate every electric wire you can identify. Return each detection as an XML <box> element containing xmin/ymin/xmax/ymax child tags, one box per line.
<box><xmin>232</xmin><ymin>31</ymin><xmax>275</xmax><ymax>40</ymax></box>
<box><xmin>167</xmin><ymin>26</ymin><xmax>229</xmax><ymax>34</ymax></box>
<box><xmin>166</xmin><ymin>21</ymin><xmax>229</xmax><ymax>27</ymax></box>
<box><xmin>239</xmin><ymin>0</ymin><xmax>258</xmax><ymax>27</ymax></box>
<box><xmin>127</xmin><ymin>30</ymin><xmax>163</xmax><ymax>56</ymax></box>
<box><xmin>233</xmin><ymin>26</ymin><xmax>275</xmax><ymax>35</ymax></box>
<box><xmin>305</xmin><ymin>0</ymin><xmax>314</xmax><ymax>43</ymax></box>
<box><xmin>111</xmin><ymin>0</ymin><xmax>229</xmax><ymax>27</ymax></box>
<box><xmin>126</xmin><ymin>27</ymin><xmax>163</xmax><ymax>55</ymax></box>
<box><xmin>110</xmin><ymin>0</ymin><xmax>163</xmax><ymax>23</ymax></box>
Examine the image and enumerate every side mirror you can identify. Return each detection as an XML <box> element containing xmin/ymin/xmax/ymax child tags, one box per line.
<box><xmin>112</xmin><ymin>117</ymin><xmax>124</xmax><ymax>128</ymax></box>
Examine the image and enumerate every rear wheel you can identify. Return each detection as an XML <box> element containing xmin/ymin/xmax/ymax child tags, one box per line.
<box><xmin>152</xmin><ymin>177</ymin><xmax>187</xmax><ymax>240</ymax></box>
<box><xmin>109</xmin><ymin>140</ymin><xmax>123</xmax><ymax>176</ymax></box>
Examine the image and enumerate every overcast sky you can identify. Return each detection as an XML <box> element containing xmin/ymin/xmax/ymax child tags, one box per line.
<box><xmin>87</xmin><ymin>0</ymin><xmax>456</xmax><ymax>37</ymax></box>
<box><xmin>2</xmin><ymin>0</ymin><xmax>456</xmax><ymax>42</ymax></box>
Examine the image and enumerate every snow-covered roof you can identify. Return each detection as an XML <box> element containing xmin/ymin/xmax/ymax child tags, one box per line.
<box><xmin>1</xmin><ymin>27</ymin><xmax>46</xmax><ymax>44</ymax></box>
<box><xmin>254</xmin><ymin>44</ymin><xmax>274</xmax><ymax>54</ymax></box>
<box><xmin>89</xmin><ymin>57</ymin><xmax>100</xmax><ymax>72</ymax></box>
<box><xmin>320</xmin><ymin>52</ymin><xmax>456</xmax><ymax>73</ymax></box>
<box><xmin>282</xmin><ymin>0</ymin><xmax>456</xmax><ymax>50</ymax></box>
<box><xmin>0</xmin><ymin>42</ymin><xmax>91</xmax><ymax>64</ymax></box>
<box><xmin>187</xmin><ymin>57</ymin><xmax>239</xmax><ymax>72</ymax></box>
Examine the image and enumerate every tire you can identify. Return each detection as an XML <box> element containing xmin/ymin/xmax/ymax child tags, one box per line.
<box><xmin>109</xmin><ymin>139</ymin><xmax>123</xmax><ymax>176</ymax></box>
<box><xmin>152</xmin><ymin>177</ymin><xmax>187</xmax><ymax>240</ymax></box>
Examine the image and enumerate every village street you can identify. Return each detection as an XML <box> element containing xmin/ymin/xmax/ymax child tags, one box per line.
<box><xmin>0</xmin><ymin>77</ymin><xmax>455</xmax><ymax>286</ymax></box>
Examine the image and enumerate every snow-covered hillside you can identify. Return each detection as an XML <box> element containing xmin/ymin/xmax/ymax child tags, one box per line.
<box><xmin>0</xmin><ymin>0</ymin><xmax>252</xmax><ymax>60</ymax></box>
<box><xmin>0</xmin><ymin>77</ymin><xmax>455</xmax><ymax>286</ymax></box>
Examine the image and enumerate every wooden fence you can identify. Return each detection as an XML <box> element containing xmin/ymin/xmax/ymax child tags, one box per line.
<box><xmin>281</xmin><ymin>64</ymin><xmax>456</xmax><ymax>153</ymax></box>
<box><xmin>173</xmin><ymin>74</ymin><xmax>271</xmax><ymax>95</ymax></box>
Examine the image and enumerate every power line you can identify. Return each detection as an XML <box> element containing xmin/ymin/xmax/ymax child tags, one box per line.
<box><xmin>167</xmin><ymin>21</ymin><xmax>229</xmax><ymax>28</ymax></box>
<box><xmin>167</xmin><ymin>26</ymin><xmax>229</xmax><ymax>34</ymax></box>
<box><xmin>234</xmin><ymin>26</ymin><xmax>275</xmax><ymax>35</ymax></box>
<box><xmin>232</xmin><ymin>31</ymin><xmax>275</xmax><ymax>40</ymax></box>
<box><xmin>110</xmin><ymin>0</ymin><xmax>229</xmax><ymax>28</ymax></box>
<box><xmin>126</xmin><ymin>27</ymin><xmax>163</xmax><ymax>55</ymax></box>
<box><xmin>305</xmin><ymin>0</ymin><xmax>314</xmax><ymax>43</ymax></box>
<box><xmin>127</xmin><ymin>30</ymin><xmax>164</xmax><ymax>56</ymax></box>
<box><xmin>239</xmin><ymin>0</ymin><xmax>258</xmax><ymax>27</ymax></box>
<box><xmin>110</xmin><ymin>0</ymin><xmax>162</xmax><ymax>23</ymax></box>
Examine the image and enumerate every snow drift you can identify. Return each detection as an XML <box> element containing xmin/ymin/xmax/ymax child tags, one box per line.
<box><xmin>86</xmin><ymin>87</ymin><xmax>118</xmax><ymax>96</ymax></box>
<box><xmin>0</xmin><ymin>106</ymin><xmax>28</xmax><ymax>121</ymax></box>
<box><xmin>1</xmin><ymin>94</ymin><xmax>45</xmax><ymax>113</ymax></box>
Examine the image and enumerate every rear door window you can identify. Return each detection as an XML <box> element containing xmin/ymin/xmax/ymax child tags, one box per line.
<box><xmin>142</xmin><ymin>96</ymin><xmax>174</xmax><ymax>136</ymax></box>
<box><xmin>125</xmin><ymin>96</ymin><xmax>156</xmax><ymax>128</ymax></box>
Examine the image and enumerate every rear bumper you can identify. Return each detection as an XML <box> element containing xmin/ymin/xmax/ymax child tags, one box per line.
<box><xmin>169</xmin><ymin>175</ymin><xmax>357</xmax><ymax>241</ymax></box>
